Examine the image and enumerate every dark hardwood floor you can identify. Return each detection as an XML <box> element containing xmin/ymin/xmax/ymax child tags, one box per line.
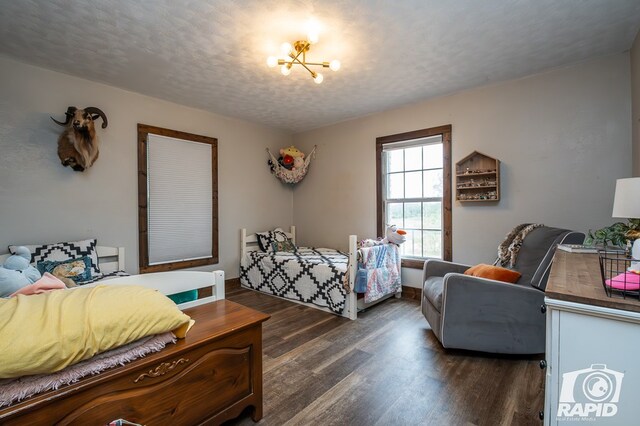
<box><xmin>224</xmin><ymin>286</ymin><xmax>544</xmax><ymax>426</ymax></box>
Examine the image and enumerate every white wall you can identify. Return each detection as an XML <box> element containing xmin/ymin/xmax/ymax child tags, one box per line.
<box><xmin>632</xmin><ymin>30</ymin><xmax>640</xmax><ymax>176</ymax></box>
<box><xmin>292</xmin><ymin>54</ymin><xmax>632</xmax><ymax>287</ymax></box>
<box><xmin>0</xmin><ymin>56</ymin><xmax>293</xmax><ymax>277</ymax></box>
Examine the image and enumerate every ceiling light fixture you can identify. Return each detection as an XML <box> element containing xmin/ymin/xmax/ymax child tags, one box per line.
<box><xmin>267</xmin><ymin>33</ymin><xmax>340</xmax><ymax>84</ymax></box>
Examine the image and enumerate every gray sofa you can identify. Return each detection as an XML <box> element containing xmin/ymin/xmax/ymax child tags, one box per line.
<box><xmin>421</xmin><ymin>226</ymin><xmax>584</xmax><ymax>354</ymax></box>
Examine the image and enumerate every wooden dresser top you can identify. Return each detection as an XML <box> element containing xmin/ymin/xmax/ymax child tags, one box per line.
<box><xmin>182</xmin><ymin>299</ymin><xmax>271</xmax><ymax>346</ymax></box>
<box><xmin>546</xmin><ymin>250</ymin><xmax>640</xmax><ymax>313</ymax></box>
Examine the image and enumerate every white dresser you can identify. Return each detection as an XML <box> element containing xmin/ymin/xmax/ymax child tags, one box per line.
<box><xmin>544</xmin><ymin>251</ymin><xmax>640</xmax><ymax>425</ymax></box>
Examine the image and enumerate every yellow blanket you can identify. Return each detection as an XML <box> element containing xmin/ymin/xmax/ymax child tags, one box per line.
<box><xmin>0</xmin><ymin>285</ymin><xmax>193</xmax><ymax>379</ymax></box>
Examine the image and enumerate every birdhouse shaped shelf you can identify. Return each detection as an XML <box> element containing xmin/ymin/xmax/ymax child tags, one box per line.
<box><xmin>455</xmin><ymin>151</ymin><xmax>500</xmax><ymax>202</ymax></box>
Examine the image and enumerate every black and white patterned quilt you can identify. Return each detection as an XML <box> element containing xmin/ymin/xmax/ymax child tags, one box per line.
<box><xmin>240</xmin><ymin>248</ymin><xmax>350</xmax><ymax>314</ymax></box>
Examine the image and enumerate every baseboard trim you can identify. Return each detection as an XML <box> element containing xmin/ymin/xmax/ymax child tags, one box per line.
<box><xmin>225</xmin><ymin>277</ymin><xmax>241</xmax><ymax>292</ymax></box>
<box><xmin>401</xmin><ymin>285</ymin><xmax>422</xmax><ymax>301</ymax></box>
<box><xmin>225</xmin><ymin>278</ymin><xmax>419</xmax><ymax>300</ymax></box>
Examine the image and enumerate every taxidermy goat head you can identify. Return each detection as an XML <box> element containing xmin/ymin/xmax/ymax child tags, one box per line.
<box><xmin>51</xmin><ymin>106</ymin><xmax>108</xmax><ymax>172</ymax></box>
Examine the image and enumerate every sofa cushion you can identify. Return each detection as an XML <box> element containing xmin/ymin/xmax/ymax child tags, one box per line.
<box><xmin>464</xmin><ymin>264</ymin><xmax>521</xmax><ymax>283</ymax></box>
<box><xmin>423</xmin><ymin>276</ymin><xmax>445</xmax><ymax>312</ymax></box>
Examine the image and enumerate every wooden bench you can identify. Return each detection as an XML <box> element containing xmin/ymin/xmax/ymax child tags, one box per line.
<box><xmin>0</xmin><ymin>300</ymin><xmax>270</xmax><ymax>425</ymax></box>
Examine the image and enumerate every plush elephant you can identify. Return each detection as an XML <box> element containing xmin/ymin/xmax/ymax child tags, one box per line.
<box><xmin>0</xmin><ymin>246</ymin><xmax>41</xmax><ymax>297</ymax></box>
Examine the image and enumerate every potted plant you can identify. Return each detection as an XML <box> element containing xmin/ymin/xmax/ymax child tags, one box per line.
<box><xmin>585</xmin><ymin>219</ymin><xmax>640</xmax><ymax>247</ymax></box>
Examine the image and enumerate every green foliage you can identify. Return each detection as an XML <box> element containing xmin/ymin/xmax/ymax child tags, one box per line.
<box><xmin>585</xmin><ymin>219</ymin><xmax>640</xmax><ymax>247</ymax></box>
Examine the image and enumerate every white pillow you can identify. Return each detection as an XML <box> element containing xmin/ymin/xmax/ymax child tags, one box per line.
<box><xmin>9</xmin><ymin>238</ymin><xmax>101</xmax><ymax>276</ymax></box>
<box><xmin>255</xmin><ymin>228</ymin><xmax>291</xmax><ymax>253</ymax></box>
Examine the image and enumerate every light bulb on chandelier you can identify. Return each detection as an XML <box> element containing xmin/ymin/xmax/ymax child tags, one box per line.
<box><xmin>306</xmin><ymin>19</ymin><xmax>320</xmax><ymax>45</ymax></box>
<box><xmin>280</xmin><ymin>42</ymin><xmax>292</xmax><ymax>55</ymax></box>
<box><xmin>307</xmin><ymin>31</ymin><xmax>319</xmax><ymax>45</ymax></box>
<box><xmin>329</xmin><ymin>59</ymin><xmax>341</xmax><ymax>72</ymax></box>
<box><xmin>267</xmin><ymin>56</ymin><xmax>278</xmax><ymax>68</ymax></box>
<box><xmin>280</xmin><ymin>65</ymin><xmax>291</xmax><ymax>76</ymax></box>
<box><xmin>314</xmin><ymin>73</ymin><xmax>323</xmax><ymax>84</ymax></box>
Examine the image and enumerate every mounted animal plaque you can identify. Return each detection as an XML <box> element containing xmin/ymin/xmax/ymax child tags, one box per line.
<box><xmin>51</xmin><ymin>106</ymin><xmax>108</xmax><ymax>172</ymax></box>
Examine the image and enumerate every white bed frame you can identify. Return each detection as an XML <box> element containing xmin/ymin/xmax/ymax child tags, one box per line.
<box><xmin>1</xmin><ymin>246</ymin><xmax>225</xmax><ymax>309</ymax></box>
<box><xmin>240</xmin><ymin>226</ymin><xmax>401</xmax><ymax>320</ymax></box>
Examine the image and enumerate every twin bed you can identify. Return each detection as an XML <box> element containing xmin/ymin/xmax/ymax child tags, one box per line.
<box><xmin>240</xmin><ymin>226</ymin><xmax>402</xmax><ymax>320</ymax></box>
<box><xmin>0</xmin><ymin>246</ymin><xmax>240</xmax><ymax>424</ymax></box>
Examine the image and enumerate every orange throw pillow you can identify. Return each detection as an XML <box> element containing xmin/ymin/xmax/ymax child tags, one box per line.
<box><xmin>464</xmin><ymin>264</ymin><xmax>521</xmax><ymax>283</ymax></box>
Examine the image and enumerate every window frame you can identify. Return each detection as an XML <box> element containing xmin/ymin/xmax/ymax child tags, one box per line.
<box><xmin>376</xmin><ymin>125</ymin><xmax>452</xmax><ymax>269</ymax></box>
<box><xmin>137</xmin><ymin>123</ymin><xmax>218</xmax><ymax>273</ymax></box>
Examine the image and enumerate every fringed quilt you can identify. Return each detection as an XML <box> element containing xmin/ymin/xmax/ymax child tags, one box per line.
<box><xmin>0</xmin><ymin>332</ymin><xmax>175</xmax><ymax>408</ymax></box>
<box><xmin>356</xmin><ymin>244</ymin><xmax>401</xmax><ymax>303</ymax></box>
<box><xmin>240</xmin><ymin>248</ymin><xmax>350</xmax><ymax>314</ymax></box>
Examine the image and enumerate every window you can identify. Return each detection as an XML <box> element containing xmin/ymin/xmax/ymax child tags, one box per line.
<box><xmin>376</xmin><ymin>125</ymin><xmax>452</xmax><ymax>268</ymax></box>
<box><xmin>138</xmin><ymin>124</ymin><xmax>218</xmax><ymax>273</ymax></box>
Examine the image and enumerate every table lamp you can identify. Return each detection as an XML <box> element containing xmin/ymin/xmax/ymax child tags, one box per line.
<box><xmin>612</xmin><ymin>177</ymin><xmax>640</xmax><ymax>261</ymax></box>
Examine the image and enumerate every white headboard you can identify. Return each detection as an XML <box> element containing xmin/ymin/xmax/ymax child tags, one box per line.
<box><xmin>240</xmin><ymin>226</ymin><xmax>296</xmax><ymax>258</ymax></box>
<box><xmin>0</xmin><ymin>246</ymin><xmax>126</xmax><ymax>274</ymax></box>
<box><xmin>96</xmin><ymin>246</ymin><xmax>126</xmax><ymax>273</ymax></box>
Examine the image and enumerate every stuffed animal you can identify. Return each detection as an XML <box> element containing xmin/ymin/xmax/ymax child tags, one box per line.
<box><xmin>280</xmin><ymin>145</ymin><xmax>305</xmax><ymax>159</ymax></box>
<box><xmin>275</xmin><ymin>146</ymin><xmax>305</xmax><ymax>171</ymax></box>
<box><xmin>382</xmin><ymin>225</ymin><xmax>407</xmax><ymax>245</ymax></box>
<box><xmin>280</xmin><ymin>154</ymin><xmax>294</xmax><ymax>170</ymax></box>
<box><xmin>0</xmin><ymin>246</ymin><xmax>41</xmax><ymax>297</ymax></box>
<box><xmin>358</xmin><ymin>225</ymin><xmax>407</xmax><ymax>248</ymax></box>
<box><xmin>293</xmin><ymin>156</ymin><xmax>305</xmax><ymax>170</ymax></box>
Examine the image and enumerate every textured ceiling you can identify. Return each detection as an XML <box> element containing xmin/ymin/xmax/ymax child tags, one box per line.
<box><xmin>0</xmin><ymin>0</ymin><xmax>639</xmax><ymax>133</ymax></box>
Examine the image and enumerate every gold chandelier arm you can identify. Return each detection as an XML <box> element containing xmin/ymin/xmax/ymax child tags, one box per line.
<box><xmin>279</xmin><ymin>60</ymin><xmax>326</xmax><ymax>68</ymax></box>
<box><xmin>291</xmin><ymin>56</ymin><xmax>317</xmax><ymax>77</ymax></box>
<box><xmin>302</xmin><ymin>62</ymin><xmax>330</xmax><ymax>67</ymax></box>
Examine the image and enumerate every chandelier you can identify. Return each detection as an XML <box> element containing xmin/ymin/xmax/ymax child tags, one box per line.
<box><xmin>266</xmin><ymin>32</ymin><xmax>340</xmax><ymax>84</ymax></box>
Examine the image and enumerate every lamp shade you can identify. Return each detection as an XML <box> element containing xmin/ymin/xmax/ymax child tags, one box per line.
<box><xmin>612</xmin><ymin>178</ymin><xmax>640</xmax><ymax>218</ymax></box>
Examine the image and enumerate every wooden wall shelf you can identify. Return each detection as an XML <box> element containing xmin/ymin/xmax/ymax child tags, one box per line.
<box><xmin>455</xmin><ymin>151</ymin><xmax>500</xmax><ymax>202</ymax></box>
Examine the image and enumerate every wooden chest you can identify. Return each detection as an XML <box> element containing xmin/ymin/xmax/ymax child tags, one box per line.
<box><xmin>0</xmin><ymin>300</ymin><xmax>270</xmax><ymax>425</ymax></box>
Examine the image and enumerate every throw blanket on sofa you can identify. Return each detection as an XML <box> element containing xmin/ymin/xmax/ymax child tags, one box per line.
<box><xmin>357</xmin><ymin>244</ymin><xmax>401</xmax><ymax>303</ymax></box>
<box><xmin>495</xmin><ymin>223</ymin><xmax>543</xmax><ymax>268</ymax></box>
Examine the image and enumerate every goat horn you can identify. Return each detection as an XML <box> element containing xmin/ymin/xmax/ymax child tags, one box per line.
<box><xmin>84</xmin><ymin>107</ymin><xmax>108</xmax><ymax>129</ymax></box>
<box><xmin>50</xmin><ymin>106</ymin><xmax>76</xmax><ymax>127</ymax></box>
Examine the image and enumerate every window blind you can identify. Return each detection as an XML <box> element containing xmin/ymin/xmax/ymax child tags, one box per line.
<box><xmin>147</xmin><ymin>133</ymin><xmax>212</xmax><ymax>265</ymax></box>
<box><xmin>382</xmin><ymin>134</ymin><xmax>442</xmax><ymax>151</ymax></box>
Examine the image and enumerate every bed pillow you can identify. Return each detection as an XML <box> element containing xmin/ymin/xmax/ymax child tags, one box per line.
<box><xmin>271</xmin><ymin>239</ymin><xmax>296</xmax><ymax>253</ymax></box>
<box><xmin>9</xmin><ymin>238</ymin><xmax>100</xmax><ymax>276</ymax></box>
<box><xmin>256</xmin><ymin>228</ymin><xmax>293</xmax><ymax>252</ymax></box>
<box><xmin>0</xmin><ymin>285</ymin><xmax>193</xmax><ymax>379</ymax></box>
<box><xmin>36</xmin><ymin>256</ymin><xmax>92</xmax><ymax>283</ymax></box>
<box><xmin>464</xmin><ymin>264</ymin><xmax>521</xmax><ymax>283</ymax></box>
